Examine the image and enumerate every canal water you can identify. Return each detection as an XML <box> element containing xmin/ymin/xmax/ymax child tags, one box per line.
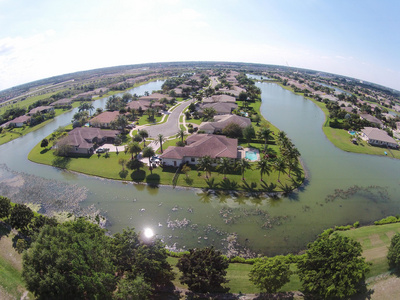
<box><xmin>0</xmin><ymin>79</ymin><xmax>399</xmax><ymax>256</ymax></box>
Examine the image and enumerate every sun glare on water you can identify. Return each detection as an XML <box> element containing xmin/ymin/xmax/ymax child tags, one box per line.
<box><xmin>144</xmin><ymin>228</ymin><xmax>154</xmax><ymax>239</ymax></box>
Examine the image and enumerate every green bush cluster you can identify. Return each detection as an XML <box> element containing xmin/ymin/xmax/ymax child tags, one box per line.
<box><xmin>374</xmin><ymin>216</ymin><xmax>400</xmax><ymax>225</ymax></box>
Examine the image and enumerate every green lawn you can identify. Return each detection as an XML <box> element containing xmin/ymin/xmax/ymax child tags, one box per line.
<box><xmin>166</xmin><ymin>256</ymin><xmax>301</xmax><ymax>294</ymax></box>
<box><xmin>337</xmin><ymin>223</ymin><xmax>400</xmax><ymax>278</ymax></box>
<box><xmin>0</xmin><ymin>225</ymin><xmax>32</xmax><ymax>299</ymax></box>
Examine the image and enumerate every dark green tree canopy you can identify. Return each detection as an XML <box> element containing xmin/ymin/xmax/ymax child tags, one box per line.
<box><xmin>249</xmin><ymin>256</ymin><xmax>292</xmax><ymax>293</ymax></box>
<box><xmin>0</xmin><ymin>196</ymin><xmax>11</xmax><ymax>219</ymax></box>
<box><xmin>388</xmin><ymin>233</ymin><xmax>400</xmax><ymax>271</ymax></box>
<box><xmin>297</xmin><ymin>233</ymin><xmax>370</xmax><ymax>298</ymax></box>
<box><xmin>9</xmin><ymin>203</ymin><xmax>34</xmax><ymax>233</ymax></box>
<box><xmin>23</xmin><ymin>218</ymin><xmax>116</xmax><ymax>300</ymax></box>
<box><xmin>177</xmin><ymin>247</ymin><xmax>229</xmax><ymax>293</ymax></box>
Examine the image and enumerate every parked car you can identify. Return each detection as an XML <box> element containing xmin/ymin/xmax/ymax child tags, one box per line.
<box><xmin>96</xmin><ymin>148</ymin><xmax>105</xmax><ymax>153</ymax></box>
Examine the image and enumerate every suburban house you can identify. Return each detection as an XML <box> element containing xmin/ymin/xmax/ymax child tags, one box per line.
<box><xmin>50</xmin><ymin>98</ymin><xmax>73</xmax><ymax>108</ymax></box>
<box><xmin>198</xmin><ymin>114</ymin><xmax>251</xmax><ymax>134</ymax></box>
<box><xmin>361</xmin><ymin>127</ymin><xmax>398</xmax><ymax>148</ymax></box>
<box><xmin>360</xmin><ymin>114</ymin><xmax>383</xmax><ymax>128</ymax></box>
<box><xmin>8</xmin><ymin>115</ymin><xmax>31</xmax><ymax>127</ymax></box>
<box><xmin>27</xmin><ymin>106</ymin><xmax>54</xmax><ymax>116</ymax></box>
<box><xmin>126</xmin><ymin>100</ymin><xmax>151</xmax><ymax>112</ymax></box>
<box><xmin>202</xmin><ymin>94</ymin><xmax>236</xmax><ymax>104</ymax></box>
<box><xmin>89</xmin><ymin>111</ymin><xmax>120</xmax><ymax>128</ymax></box>
<box><xmin>138</xmin><ymin>93</ymin><xmax>173</xmax><ymax>102</ymax></box>
<box><xmin>63</xmin><ymin>127</ymin><xmax>120</xmax><ymax>155</ymax></box>
<box><xmin>197</xmin><ymin>102</ymin><xmax>238</xmax><ymax>116</ymax></box>
<box><xmin>218</xmin><ymin>86</ymin><xmax>246</xmax><ymax>98</ymax></box>
<box><xmin>160</xmin><ymin>134</ymin><xmax>239</xmax><ymax>167</ymax></box>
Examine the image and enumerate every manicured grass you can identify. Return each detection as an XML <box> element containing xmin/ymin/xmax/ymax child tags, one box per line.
<box><xmin>166</xmin><ymin>256</ymin><xmax>301</xmax><ymax>294</ymax></box>
<box><xmin>323</xmin><ymin>126</ymin><xmax>400</xmax><ymax>159</ymax></box>
<box><xmin>337</xmin><ymin>223</ymin><xmax>400</xmax><ymax>278</ymax></box>
<box><xmin>0</xmin><ymin>224</ymin><xmax>32</xmax><ymax>299</ymax></box>
<box><xmin>29</xmin><ymin>138</ymin><xmax>302</xmax><ymax>192</ymax></box>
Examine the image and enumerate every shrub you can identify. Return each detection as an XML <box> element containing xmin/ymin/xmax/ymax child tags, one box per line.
<box><xmin>375</xmin><ymin>216</ymin><xmax>400</xmax><ymax>225</ymax></box>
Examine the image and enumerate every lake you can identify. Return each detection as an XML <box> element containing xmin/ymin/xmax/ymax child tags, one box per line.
<box><xmin>0</xmin><ymin>80</ymin><xmax>399</xmax><ymax>256</ymax></box>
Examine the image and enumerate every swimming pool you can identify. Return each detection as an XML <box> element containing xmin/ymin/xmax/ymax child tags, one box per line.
<box><xmin>245</xmin><ymin>150</ymin><xmax>258</xmax><ymax>161</ymax></box>
<box><xmin>348</xmin><ymin>130</ymin><xmax>356</xmax><ymax>135</ymax></box>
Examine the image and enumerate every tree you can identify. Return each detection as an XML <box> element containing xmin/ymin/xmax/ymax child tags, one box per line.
<box><xmin>118</xmin><ymin>158</ymin><xmax>127</xmax><ymax>171</ymax></box>
<box><xmin>78</xmin><ymin>102</ymin><xmax>94</xmax><ymax>115</ymax></box>
<box><xmin>127</xmin><ymin>142</ymin><xmax>142</xmax><ymax>160</ymax></box>
<box><xmin>112</xmin><ymin>228</ymin><xmax>174</xmax><ymax>287</ymax></box>
<box><xmin>22</xmin><ymin>219</ymin><xmax>116</xmax><ymax>299</ymax></box>
<box><xmin>142</xmin><ymin>146</ymin><xmax>155</xmax><ymax>160</ymax></box>
<box><xmin>237</xmin><ymin>158</ymin><xmax>251</xmax><ymax>180</ymax></box>
<box><xmin>257</xmin><ymin>157</ymin><xmax>272</xmax><ymax>181</ymax></box>
<box><xmin>202</xmin><ymin>107</ymin><xmax>216</xmax><ymax>121</ymax></box>
<box><xmin>155</xmin><ymin>134</ymin><xmax>165</xmax><ymax>153</ymax></box>
<box><xmin>297</xmin><ymin>233</ymin><xmax>370</xmax><ymax>298</ymax></box>
<box><xmin>257</xmin><ymin>127</ymin><xmax>273</xmax><ymax>151</ymax></box>
<box><xmin>138</xmin><ymin>129</ymin><xmax>149</xmax><ymax>147</ymax></box>
<box><xmin>249</xmin><ymin>256</ymin><xmax>292</xmax><ymax>293</ymax></box>
<box><xmin>114</xmin><ymin>275</ymin><xmax>152</xmax><ymax>300</ymax></box>
<box><xmin>0</xmin><ymin>196</ymin><xmax>11</xmax><ymax>219</ymax></box>
<box><xmin>243</xmin><ymin>125</ymin><xmax>256</xmax><ymax>146</ymax></box>
<box><xmin>54</xmin><ymin>136</ymin><xmax>72</xmax><ymax>157</ymax></box>
<box><xmin>176</xmin><ymin>129</ymin><xmax>186</xmax><ymax>143</ymax></box>
<box><xmin>9</xmin><ymin>204</ymin><xmax>34</xmax><ymax>232</ymax></box>
<box><xmin>40</xmin><ymin>138</ymin><xmax>49</xmax><ymax>148</ymax></box>
<box><xmin>273</xmin><ymin>157</ymin><xmax>287</xmax><ymax>183</ymax></box>
<box><xmin>110</xmin><ymin>114</ymin><xmax>128</xmax><ymax>130</ymax></box>
<box><xmin>177</xmin><ymin>247</ymin><xmax>229</xmax><ymax>293</ymax></box>
<box><xmin>217</xmin><ymin>157</ymin><xmax>232</xmax><ymax>179</ymax></box>
<box><xmin>197</xmin><ymin>155</ymin><xmax>213</xmax><ymax>178</ymax></box>
<box><xmin>388</xmin><ymin>233</ymin><xmax>400</xmax><ymax>271</ymax></box>
<box><xmin>181</xmin><ymin>164</ymin><xmax>191</xmax><ymax>178</ymax></box>
<box><xmin>222</xmin><ymin>122</ymin><xmax>243</xmax><ymax>138</ymax></box>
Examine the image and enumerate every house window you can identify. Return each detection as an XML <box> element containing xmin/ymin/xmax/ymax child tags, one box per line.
<box><xmin>191</xmin><ymin>157</ymin><xmax>195</xmax><ymax>162</ymax></box>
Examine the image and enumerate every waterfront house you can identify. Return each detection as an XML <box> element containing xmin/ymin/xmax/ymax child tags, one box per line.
<box><xmin>361</xmin><ymin>127</ymin><xmax>398</xmax><ymax>148</ymax></box>
<box><xmin>89</xmin><ymin>111</ymin><xmax>120</xmax><ymax>128</ymax></box>
<box><xmin>197</xmin><ymin>102</ymin><xmax>238</xmax><ymax>116</ymax></box>
<box><xmin>160</xmin><ymin>134</ymin><xmax>239</xmax><ymax>167</ymax></box>
<box><xmin>64</xmin><ymin>127</ymin><xmax>120</xmax><ymax>155</ymax></box>
<box><xmin>360</xmin><ymin>114</ymin><xmax>383</xmax><ymax>128</ymax></box>
<box><xmin>202</xmin><ymin>94</ymin><xmax>236</xmax><ymax>104</ymax></box>
<box><xmin>27</xmin><ymin>106</ymin><xmax>54</xmax><ymax>116</ymax></box>
<box><xmin>8</xmin><ymin>115</ymin><xmax>31</xmax><ymax>127</ymax></box>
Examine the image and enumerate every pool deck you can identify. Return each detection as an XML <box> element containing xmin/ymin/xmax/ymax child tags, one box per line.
<box><xmin>238</xmin><ymin>147</ymin><xmax>260</xmax><ymax>161</ymax></box>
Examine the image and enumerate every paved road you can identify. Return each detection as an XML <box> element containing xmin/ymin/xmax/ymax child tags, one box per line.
<box><xmin>140</xmin><ymin>99</ymin><xmax>194</xmax><ymax>138</ymax></box>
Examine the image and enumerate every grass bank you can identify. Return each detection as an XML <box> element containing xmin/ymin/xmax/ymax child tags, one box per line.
<box><xmin>277</xmin><ymin>83</ymin><xmax>400</xmax><ymax>159</ymax></box>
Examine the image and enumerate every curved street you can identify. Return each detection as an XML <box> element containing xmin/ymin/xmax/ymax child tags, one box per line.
<box><xmin>139</xmin><ymin>98</ymin><xmax>194</xmax><ymax>138</ymax></box>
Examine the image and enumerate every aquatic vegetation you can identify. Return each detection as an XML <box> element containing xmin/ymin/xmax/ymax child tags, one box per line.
<box><xmin>325</xmin><ymin>185</ymin><xmax>390</xmax><ymax>203</ymax></box>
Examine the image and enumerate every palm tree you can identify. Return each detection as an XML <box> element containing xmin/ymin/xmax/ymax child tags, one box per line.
<box><xmin>138</xmin><ymin>130</ymin><xmax>149</xmax><ymax>147</ymax></box>
<box><xmin>197</xmin><ymin>155</ymin><xmax>213</xmax><ymax>179</ymax></box>
<box><xmin>257</xmin><ymin>157</ymin><xmax>272</xmax><ymax>181</ymax></box>
<box><xmin>118</xmin><ymin>158</ymin><xmax>126</xmax><ymax>171</ymax></box>
<box><xmin>236</xmin><ymin>158</ymin><xmax>251</xmax><ymax>181</ymax></box>
<box><xmin>257</xmin><ymin>127</ymin><xmax>273</xmax><ymax>151</ymax></box>
<box><xmin>276</xmin><ymin>131</ymin><xmax>289</xmax><ymax>150</ymax></box>
<box><xmin>176</xmin><ymin>129</ymin><xmax>186</xmax><ymax>144</ymax></box>
<box><xmin>78</xmin><ymin>102</ymin><xmax>95</xmax><ymax>116</ymax></box>
<box><xmin>217</xmin><ymin>157</ymin><xmax>232</xmax><ymax>179</ymax></box>
<box><xmin>273</xmin><ymin>157</ymin><xmax>287</xmax><ymax>183</ymax></box>
<box><xmin>127</xmin><ymin>141</ymin><xmax>141</xmax><ymax>160</ymax></box>
<box><xmin>155</xmin><ymin>134</ymin><xmax>166</xmax><ymax>153</ymax></box>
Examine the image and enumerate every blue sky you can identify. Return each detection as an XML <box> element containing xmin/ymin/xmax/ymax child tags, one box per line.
<box><xmin>1</xmin><ymin>0</ymin><xmax>399</xmax><ymax>91</ymax></box>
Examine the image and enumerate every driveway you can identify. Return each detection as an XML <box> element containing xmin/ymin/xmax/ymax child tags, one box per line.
<box><xmin>139</xmin><ymin>99</ymin><xmax>194</xmax><ymax>138</ymax></box>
